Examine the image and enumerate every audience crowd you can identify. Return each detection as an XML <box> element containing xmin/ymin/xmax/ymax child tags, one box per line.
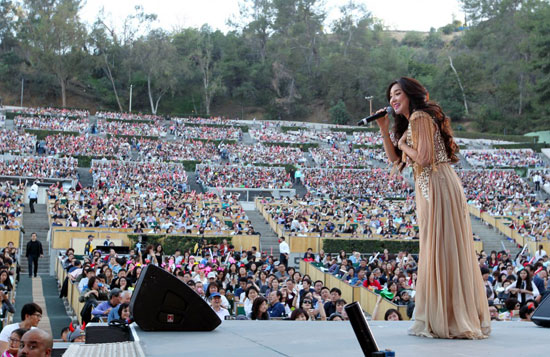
<box><xmin>310</xmin><ymin>146</ymin><xmax>373</xmax><ymax>168</ymax></box>
<box><xmin>259</xmin><ymin>196</ymin><xmax>418</xmax><ymax>239</ymax></box>
<box><xmin>0</xmin><ymin>156</ymin><xmax>78</xmax><ymax>179</ymax></box>
<box><xmin>303</xmin><ymin>168</ymin><xmax>412</xmax><ymax>199</ymax></box>
<box><xmin>0</xmin><ymin>130</ymin><xmax>36</xmax><ymax>155</ymax></box>
<box><xmin>97</xmin><ymin>120</ymin><xmax>167</xmax><ymax>137</ymax></box>
<box><xmin>463</xmin><ymin>149</ymin><xmax>545</xmax><ymax>168</ymax></box>
<box><xmin>352</xmin><ymin>131</ymin><xmax>383</xmax><ymax>146</ymax></box>
<box><xmin>249</xmin><ymin>128</ymin><xmax>313</xmax><ymax>144</ymax></box>
<box><xmin>8</xmin><ymin>106</ymin><xmax>89</xmax><ymax>118</ymax></box>
<box><xmin>136</xmin><ymin>138</ymin><xmax>221</xmax><ymax>162</ymax></box>
<box><xmin>14</xmin><ymin>116</ymin><xmax>90</xmax><ymax>134</ymax></box>
<box><xmin>95</xmin><ymin>111</ymin><xmax>163</xmax><ymax>122</ymax></box>
<box><xmin>224</xmin><ymin>144</ymin><xmax>306</xmax><ymax>166</ymax></box>
<box><xmin>196</xmin><ymin>165</ymin><xmax>292</xmax><ymax>189</ymax></box>
<box><xmin>172</xmin><ymin>124</ymin><xmax>242</xmax><ymax>141</ymax></box>
<box><xmin>44</xmin><ymin>134</ymin><xmax>131</xmax><ymax>158</ymax></box>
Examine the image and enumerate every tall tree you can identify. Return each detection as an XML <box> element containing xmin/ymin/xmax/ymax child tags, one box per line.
<box><xmin>132</xmin><ymin>30</ymin><xmax>178</xmax><ymax>115</ymax></box>
<box><xmin>20</xmin><ymin>0</ymin><xmax>87</xmax><ymax>107</ymax></box>
<box><xmin>192</xmin><ymin>25</ymin><xmax>225</xmax><ymax>116</ymax></box>
<box><xmin>90</xmin><ymin>6</ymin><xmax>157</xmax><ymax>112</ymax></box>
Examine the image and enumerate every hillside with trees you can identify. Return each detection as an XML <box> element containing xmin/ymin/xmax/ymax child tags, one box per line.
<box><xmin>0</xmin><ymin>0</ymin><xmax>549</xmax><ymax>134</ymax></box>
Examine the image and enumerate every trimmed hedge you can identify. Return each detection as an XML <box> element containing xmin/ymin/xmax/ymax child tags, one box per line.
<box><xmin>24</xmin><ymin>129</ymin><xmax>80</xmax><ymax>140</ymax></box>
<box><xmin>191</xmin><ymin>138</ymin><xmax>237</xmax><ymax>145</ymax></box>
<box><xmin>175</xmin><ymin>160</ymin><xmax>201</xmax><ymax>171</ymax></box>
<box><xmin>253</xmin><ymin>163</ymin><xmax>297</xmax><ymax>174</ymax></box>
<box><xmin>74</xmin><ymin>155</ymin><xmax>117</xmax><ymax>168</ymax></box>
<box><xmin>352</xmin><ymin>144</ymin><xmax>383</xmax><ymax>149</ymax></box>
<box><xmin>492</xmin><ymin>143</ymin><xmax>549</xmax><ymax>152</ymax></box>
<box><xmin>262</xmin><ymin>142</ymin><xmax>319</xmax><ymax>151</ymax></box>
<box><xmin>281</xmin><ymin>126</ymin><xmax>301</xmax><ymax>133</ymax></box>
<box><xmin>106</xmin><ymin>118</ymin><xmax>153</xmax><ymax>124</ymax></box>
<box><xmin>322</xmin><ymin>239</ymin><xmax>419</xmax><ymax>254</ymax></box>
<box><xmin>455</xmin><ymin>131</ymin><xmax>536</xmax><ymax>143</ymax></box>
<box><xmin>127</xmin><ymin>234</ymin><xmax>230</xmax><ymax>255</ymax></box>
<box><xmin>330</xmin><ymin>127</ymin><xmax>378</xmax><ymax>133</ymax></box>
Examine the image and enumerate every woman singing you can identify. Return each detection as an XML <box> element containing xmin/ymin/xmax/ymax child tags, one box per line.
<box><xmin>376</xmin><ymin>77</ymin><xmax>491</xmax><ymax>339</ymax></box>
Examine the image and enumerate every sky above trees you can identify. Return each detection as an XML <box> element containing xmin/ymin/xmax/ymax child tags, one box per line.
<box><xmin>80</xmin><ymin>0</ymin><xmax>464</xmax><ymax>33</ymax></box>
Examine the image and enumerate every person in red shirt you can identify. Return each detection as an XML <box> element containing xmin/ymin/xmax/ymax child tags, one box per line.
<box><xmin>363</xmin><ymin>271</ymin><xmax>382</xmax><ymax>291</ymax></box>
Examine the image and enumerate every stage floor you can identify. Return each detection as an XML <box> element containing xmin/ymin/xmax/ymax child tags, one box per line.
<box><xmin>132</xmin><ymin>320</ymin><xmax>545</xmax><ymax>356</ymax></box>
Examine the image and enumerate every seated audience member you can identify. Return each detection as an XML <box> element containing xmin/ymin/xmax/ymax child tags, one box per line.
<box><xmin>210</xmin><ymin>292</ymin><xmax>230</xmax><ymax>321</ymax></box>
<box><xmin>250</xmin><ymin>297</ymin><xmax>270</xmax><ymax>320</ymax></box>
<box><xmin>267</xmin><ymin>291</ymin><xmax>285</xmax><ymax>318</ymax></box>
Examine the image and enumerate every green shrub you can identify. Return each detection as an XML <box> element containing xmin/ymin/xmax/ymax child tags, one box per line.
<box><xmin>281</xmin><ymin>126</ymin><xmax>301</xmax><ymax>133</ymax></box>
<box><xmin>24</xmin><ymin>129</ymin><xmax>79</xmax><ymax>140</ymax></box>
<box><xmin>253</xmin><ymin>163</ymin><xmax>297</xmax><ymax>174</ymax></box>
<box><xmin>492</xmin><ymin>143</ymin><xmax>548</xmax><ymax>152</ymax></box>
<box><xmin>176</xmin><ymin>160</ymin><xmax>201</xmax><ymax>171</ymax></box>
<box><xmin>329</xmin><ymin>100</ymin><xmax>351</xmax><ymax>125</ymax></box>
<box><xmin>352</xmin><ymin>144</ymin><xmax>383</xmax><ymax>149</ymax></box>
<box><xmin>191</xmin><ymin>138</ymin><xmax>237</xmax><ymax>145</ymax></box>
<box><xmin>127</xmin><ymin>234</ymin><xmax>231</xmax><ymax>255</ymax></box>
<box><xmin>322</xmin><ymin>239</ymin><xmax>419</xmax><ymax>254</ymax></box>
<box><xmin>454</xmin><ymin>131</ymin><xmax>537</xmax><ymax>143</ymax></box>
<box><xmin>74</xmin><ymin>155</ymin><xmax>117</xmax><ymax>168</ymax></box>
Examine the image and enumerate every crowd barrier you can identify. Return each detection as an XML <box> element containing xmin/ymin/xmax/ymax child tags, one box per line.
<box><xmin>50</xmin><ymin>227</ymin><xmax>261</xmax><ymax>252</ymax></box>
<box><xmin>55</xmin><ymin>258</ymin><xmax>85</xmax><ymax>324</ymax></box>
<box><xmin>299</xmin><ymin>260</ymin><xmax>409</xmax><ymax>320</ymax></box>
<box><xmin>0</xmin><ymin>230</ymin><xmax>21</xmax><ymax>248</ymax></box>
<box><xmin>205</xmin><ymin>186</ymin><xmax>296</xmax><ymax>202</ymax></box>
<box><xmin>468</xmin><ymin>205</ymin><xmax>549</xmax><ymax>255</ymax></box>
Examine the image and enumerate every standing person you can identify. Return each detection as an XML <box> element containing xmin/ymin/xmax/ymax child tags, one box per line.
<box><xmin>27</xmin><ymin>190</ymin><xmax>37</xmax><ymax>214</ymax></box>
<box><xmin>84</xmin><ymin>235</ymin><xmax>94</xmax><ymax>257</ymax></box>
<box><xmin>279</xmin><ymin>237</ymin><xmax>290</xmax><ymax>268</ymax></box>
<box><xmin>533</xmin><ymin>172</ymin><xmax>542</xmax><ymax>192</ymax></box>
<box><xmin>375</xmin><ymin>77</ymin><xmax>490</xmax><ymax>339</ymax></box>
<box><xmin>25</xmin><ymin>233</ymin><xmax>43</xmax><ymax>278</ymax></box>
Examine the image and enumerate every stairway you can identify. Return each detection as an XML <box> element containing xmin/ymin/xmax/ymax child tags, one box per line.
<box><xmin>187</xmin><ymin>171</ymin><xmax>205</xmax><ymax>193</ymax></box>
<box><xmin>245</xmin><ymin>209</ymin><xmax>280</xmax><ymax>256</ymax></box>
<box><xmin>77</xmin><ymin>167</ymin><xmax>94</xmax><ymax>188</ymax></box>
<box><xmin>21</xmin><ymin>204</ymin><xmax>51</xmax><ymax>275</ymax></box>
<box><xmin>241</xmin><ymin>132</ymin><xmax>256</xmax><ymax>145</ymax></box>
<box><xmin>292</xmin><ymin>180</ymin><xmax>308</xmax><ymax>198</ymax></box>
<box><xmin>470</xmin><ymin>215</ymin><xmax>521</xmax><ymax>256</ymax></box>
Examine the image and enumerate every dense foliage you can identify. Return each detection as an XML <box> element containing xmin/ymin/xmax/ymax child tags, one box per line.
<box><xmin>1</xmin><ymin>0</ymin><xmax>549</xmax><ymax>133</ymax></box>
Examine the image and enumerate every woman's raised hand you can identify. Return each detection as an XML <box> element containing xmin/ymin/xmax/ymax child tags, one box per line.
<box><xmin>374</xmin><ymin>108</ymin><xmax>390</xmax><ymax>133</ymax></box>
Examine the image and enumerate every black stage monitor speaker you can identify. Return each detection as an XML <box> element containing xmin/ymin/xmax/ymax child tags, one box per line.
<box><xmin>130</xmin><ymin>264</ymin><xmax>221</xmax><ymax>331</ymax></box>
<box><xmin>532</xmin><ymin>296</ymin><xmax>550</xmax><ymax>328</ymax></box>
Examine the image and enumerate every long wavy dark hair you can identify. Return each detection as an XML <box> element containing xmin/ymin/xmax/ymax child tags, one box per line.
<box><xmin>386</xmin><ymin>77</ymin><xmax>459</xmax><ymax>163</ymax></box>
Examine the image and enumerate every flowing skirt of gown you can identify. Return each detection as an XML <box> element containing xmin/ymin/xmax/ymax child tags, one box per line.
<box><xmin>408</xmin><ymin>163</ymin><xmax>491</xmax><ymax>339</ymax></box>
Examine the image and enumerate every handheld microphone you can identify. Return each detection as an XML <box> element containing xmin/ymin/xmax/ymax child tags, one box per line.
<box><xmin>356</xmin><ymin>106</ymin><xmax>394</xmax><ymax>126</ymax></box>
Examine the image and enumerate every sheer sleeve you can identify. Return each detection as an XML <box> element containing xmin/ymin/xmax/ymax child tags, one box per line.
<box><xmin>410</xmin><ymin>111</ymin><xmax>436</xmax><ymax>168</ymax></box>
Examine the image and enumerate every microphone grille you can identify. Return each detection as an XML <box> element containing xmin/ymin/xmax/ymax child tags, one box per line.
<box><xmin>386</xmin><ymin>106</ymin><xmax>394</xmax><ymax>116</ymax></box>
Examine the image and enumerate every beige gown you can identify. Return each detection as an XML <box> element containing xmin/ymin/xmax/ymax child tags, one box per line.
<box><xmin>405</xmin><ymin>111</ymin><xmax>491</xmax><ymax>339</ymax></box>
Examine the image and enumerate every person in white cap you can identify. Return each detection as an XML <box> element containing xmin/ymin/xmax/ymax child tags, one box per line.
<box><xmin>209</xmin><ymin>293</ymin><xmax>229</xmax><ymax>321</ymax></box>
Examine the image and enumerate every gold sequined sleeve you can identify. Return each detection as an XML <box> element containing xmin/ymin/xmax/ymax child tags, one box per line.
<box><xmin>410</xmin><ymin>111</ymin><xmax>435</xmax><ymax>168</ymax></box>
